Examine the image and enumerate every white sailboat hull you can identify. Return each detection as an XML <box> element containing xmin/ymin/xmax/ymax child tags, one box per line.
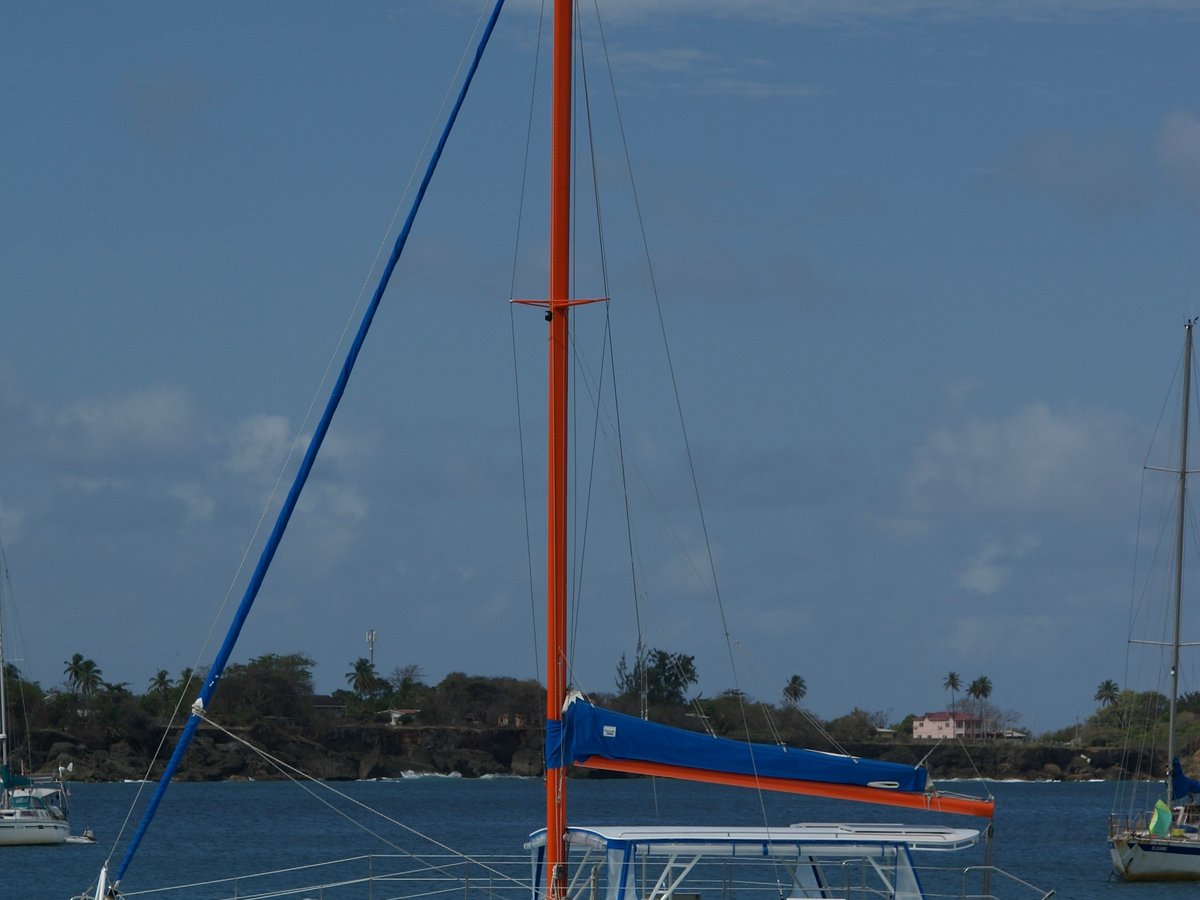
<box><xmin>0</xmin><ymin>811</ymin><xmax>69</xmax><ymax>845</ymax></box>
<box><xmin>1110</xmin><ymin>833</ymin><xmax>1200</xmax><ymax>881</ymax></box>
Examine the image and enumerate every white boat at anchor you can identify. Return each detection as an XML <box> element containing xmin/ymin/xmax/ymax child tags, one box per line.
<box><xmin>0</xmin><ymin>537</ymin><xmax>72</xmax><ymax>846</ymax></box>
<box><xmin>1109</xmin><ymin>318</ymin><xmax>1200</xmax><ymax>881</ymax></box>
<box><xmin>0</xmin><ymin>776</ymin><xmax>71</xmax><ymax>846</ymax></box>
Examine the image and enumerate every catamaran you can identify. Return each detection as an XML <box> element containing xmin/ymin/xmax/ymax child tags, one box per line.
<box><xmin>79</xmin><ymin>3</ymin><xmax>1051</xmax><ymax>898</ymax></box>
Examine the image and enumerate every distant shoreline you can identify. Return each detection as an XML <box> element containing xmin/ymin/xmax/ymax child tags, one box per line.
<box><xmin>32</xmin><ymin>721</ymin><xmax>1143</xmax><ymax>784</ymax></box>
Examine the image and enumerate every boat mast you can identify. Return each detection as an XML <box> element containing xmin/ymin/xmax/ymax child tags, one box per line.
<box><xmin>545</xmin><ymin>0</ymin><xmax>572</xmax><ymax>896</ymax></box>
<box><xmin>1168</xmin><ymin>318</ymin><xmax>1194</xmax><ymax>809</ymax></box>
<box><xmin>0</xmin><ymin>548</ymin><xmax>8</xmax><ymax>777</ymax></box>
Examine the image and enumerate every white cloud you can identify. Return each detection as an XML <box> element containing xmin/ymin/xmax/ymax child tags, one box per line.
<box><xmin>703</xmin><ymin>78</ymin><xmax>825</xmax><ymax>99</ymax></box>
<box><xmin>222</xmin><ymin>414</ymin><xmax>297</xmax><ymax>482</ymax></box>
<box><xmin>944</xmin><ymin>378</ymin><xmax>980</xmax><ymax>406</ymax></box>
<box><xmin>59</xmin><ymin>474</ymin><xmax>131</xmax><ymax>495</ymax></box>
<box><xmin>48</xmin><ymin>385</ymin><xmax>196</xmax><ymax>459</ymax></box>
<box><xmin>612</xmin><ymin>48</ymin><xmax>715</xmax><ymax>74</ymax></box>
<box><xmin>959</xmin><ymin>536</ymin><xmax>1039</xmax><ymax>595</ymax></box>
<box><xmin>943</xmin><ymin>611</ymin><xmax>1057</xmax><ymax>658</ymax></box>
<box><xmin>902</xmin><ymin>403</ymin><xmax>1134</xmax><ymax>519</ymax></box>
<box><xmin>499</xmin><ymin>0</ymin><xmax>1200</xmax><ymax>24</ymax></box>
<box><xmin>993</xmin><ymin>130</ymin><xmax>1147</xmax><ymax>217</ymax></box>
<box><xmin>288</xmin><ymin>479</ymin><xmax>371</xmax><ymax>574</ymax></box>
<box><xmin>608</xmin><ymin>46</ymin><xmax>821</xmax><ymax>99</ymax></box>
<box><xmin>168</xmin><ymin>481</ymin><xmax>216</xmax><ymax>522</ymax></box>
<box><xmin>1157</xmin><ymin>111</ymin><xmax>1200</xmax><ymax>208</ymax></box>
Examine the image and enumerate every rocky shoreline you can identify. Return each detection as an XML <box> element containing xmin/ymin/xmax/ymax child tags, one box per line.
<box><xmin>29</xmin><ymin>722</ymin><xmax>1147</xmax><ymax>784</ymax></box>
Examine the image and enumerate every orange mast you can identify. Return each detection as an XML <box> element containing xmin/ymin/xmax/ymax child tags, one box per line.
<box><xmin>545</xmin><ymin>0</ymin><xmax>572</xmax><ymax>897</ymax></box>
<box><xmin>514</xmin><ymin>12</ymin><xmax>603</xmax><ymax>890</ymax></box>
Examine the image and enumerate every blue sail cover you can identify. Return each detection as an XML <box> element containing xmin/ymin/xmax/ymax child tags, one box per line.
<box><xmin>549</xmin><ymin>700</ymin><xmax>927</xmax><ymax>793</ymax></box>
<box><xmin>1173</xmin><ymin>757</ymin><xmax>1200</xmax><ymax>799</ymax></box>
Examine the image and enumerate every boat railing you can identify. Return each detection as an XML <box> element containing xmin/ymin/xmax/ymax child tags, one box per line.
<box><xmin>564</xmin><ymin>854</ymin><xmax>1050</xmax><ymax>900</ymax></box>
<box><xmin>111</xmin><ymin>853</ymin><xmax>533</xmax><ymax>900</ymax></box>
<box><xmin>104</xmin><ymin>852</ymin><xmax>1051</xmax><ymax>900</ymax></box>
<box><xmin>819</xmin><ymin>860</ymin><xmax>1054</xmax><ymax>900</ymax></box>
<box><xmin>961</xmin><ymin>865</ymin><xmax>1055</xmax><ymax>900</ymax></box>
<box><xmin>1107</xmin><ymin>812</ymin><xmax>1150</xmax><ymax>838</ymax></box>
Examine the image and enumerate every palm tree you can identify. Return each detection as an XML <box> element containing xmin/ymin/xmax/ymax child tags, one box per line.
<box><xmin>76</xmin><ymin>658</ymin><xmax>103</xmax><ymax>698</ymax></box>
<box><xmin>148</xmin><ymin>669</ymin><xmax>173</xmax><ymax>714</ymax></box>
<box><xmin>64</xmin><ymin>653</ymin><xmax>86</xmax><ymax>694</ymax></box>
<box><xmin>943</xmin><ymin>671</ymin><xmax>962</xmax><ymax>715</ymax></box>
<box><xmin>967</xmin><ymin>675</ymin><xmax>993</xmax><ymax>736</ymax></box>
<box><xmin>1095</xmin><ymin>679</ymin><xmax>1120</xmax><ymax>708</ymax></box>
<box><xmin>783</xmin><ymin>674</ymin><xmax>807</xmax><ymax>708</ymax></box>
<box><xmin>347</xmin><ymin>657</ymin><xmax>379</xmax><ymax>698</ymax></box>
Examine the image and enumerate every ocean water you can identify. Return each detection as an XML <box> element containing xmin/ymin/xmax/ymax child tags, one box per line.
<box><xmin>0</xmin><ymin>776</ymin><xmax>1177</xmax><ymax>900</ymax></box>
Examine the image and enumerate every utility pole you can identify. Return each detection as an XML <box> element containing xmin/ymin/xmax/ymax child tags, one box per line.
<box><xmin>366</xmin><ymin>628</ymin><xmax>377</xmax><ymax>667</ymax></box>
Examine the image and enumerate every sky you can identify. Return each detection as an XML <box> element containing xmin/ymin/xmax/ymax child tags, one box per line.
<box><xmin>1</xmin><ymin>0</ymin><xmax>1199</xmax><ymax>738</ymax></box>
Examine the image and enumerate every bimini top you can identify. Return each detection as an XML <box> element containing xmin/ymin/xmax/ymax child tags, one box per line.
<box><xmin>10</xmin><ymin>787</ymin><xmax>65</xmax><ymax>801</ymax></box>
<box><xmin>526</xmin><ymin>823</ymin><xmax>982</xmax><ymax>854</ymax></box>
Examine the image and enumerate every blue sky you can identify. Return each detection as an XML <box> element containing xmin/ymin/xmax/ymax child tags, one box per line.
<box><xmin>1</xmin><ymin>1</ymin><xmax>1198</xmax><ymax>737</ymax></box>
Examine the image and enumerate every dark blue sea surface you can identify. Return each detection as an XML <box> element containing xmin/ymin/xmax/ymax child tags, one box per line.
<box><xmin>0</xmin><ymin>777</ymin><xmax>1176</xmax><ymax>900</ymax></box>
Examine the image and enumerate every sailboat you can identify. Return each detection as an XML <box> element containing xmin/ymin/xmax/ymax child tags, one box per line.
<box><xmin>1109</xmin><ymin>318</ymin><xmax>1200</xmax><ymax>881</ymax></box>
<box><xmin>0</xmin><ymin>536</ymin><xmax>72</xmax><ymax>846</ymax></box>
<box><xmin>81</xmin><ymin>2</ymin><xmax>1050</xmax><ymax>898</ymax></box>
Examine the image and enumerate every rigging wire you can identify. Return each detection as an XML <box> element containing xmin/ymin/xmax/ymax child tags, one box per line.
<box><xmin>575</xmin><ymin>7</ymin><xmax>650</xmax><ymax>725</ymax></box>
<box><xmin>586</xmin><ymin>0</ymin><xmax>740</xmax><ymax>696</ymax></box>
<box><xmin>1115</xmin><ymin>327</ymin><xmax>1200</xmax><ymax>815</ymax></box>
<box><xmin>0</xmin><ymin>531</ymin><xmax>38</xmax><ymax>773</ymax></box>
<box><xmin>100</xmin><ymin>3</ymin><xmax>509</xmax><ymax>888</ymax></box>
<box><xmin>580</xmin><ymin>12</ymin><xmax>813</xmax><ymax>884</ymax></box>
<box><xmin>192</xmin><ymin>712</ymin><xmax>531</xmax><ymax>891</ymax></box>
<box><xmin>508</xmin><ymin>0</ymin><xmax>549</xmax><ymax>690</ymax></box>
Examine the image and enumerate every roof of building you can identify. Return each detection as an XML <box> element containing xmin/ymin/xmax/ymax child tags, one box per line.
<box><xmin>917</xmin><ymin>711</ymin><xmax>979</xmax><ymax>723</ymax></box>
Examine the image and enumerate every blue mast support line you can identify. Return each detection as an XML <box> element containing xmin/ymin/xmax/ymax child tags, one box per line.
<box><xmin>111</xmin><ymin>0</ymin><xmax>508</xmax><ymax>885</ymax></box>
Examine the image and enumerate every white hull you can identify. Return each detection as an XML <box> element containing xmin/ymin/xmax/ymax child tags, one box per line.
<box><xmin>0</xmin><ymin>813</ymin><xmax>69</xmax><ymax>846</ymax></box>
<box><xmin>1110</xmin><ymin>833</ymin><xmax>1200</xmax><ymax>881</ymax></box>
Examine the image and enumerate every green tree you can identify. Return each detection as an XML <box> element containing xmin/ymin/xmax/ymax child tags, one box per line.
<box><xmin>424</xmin><ymin>672</ymin><xmax>542</xmax><ymax>726</ymax></box>
<box><xmin>615</xmin><ymin>645</ymin><xmax>697</xmax><ymax>707</ymax></box>
<box><xmin>2</xmin><ymin>662</ymin><xmax>45</xmax><ymax>753</ymax></box>
<box><xmin>389</xmin><ymin>664</ymin><xmax>427</xmax><ymax>706</ymax></box>
<box><xmin>783</xmin><ymin>674</ymin><xmax>807</xmax><ymax>708</ymax></box>
<box><xmin>968</xmin><ymin>675</ymin><xmax>992</xmax><ymax>731</ymax></box>
<box><xmin>171</xmin><ymin>667</ymin><xmax>199</xmax><ymax>710</ymax></box>
<box><xmin>211</xmin><ymin>653</ymin><xmax>316</xmax><ymax>724</ymax></box>
<box><xmin>347</xmin><ymin>657</ymin><xmax>382</xmax><ymax>699</ymax></box>
<box><xmin>1095</xmin><ymin>679</ymin><xmax>1120</xmax><ymax>708</ymax></box>
<box><xmin>77</xmin><ymin>659</ymin><xmax>103</xmax><ymax>698</ymax></box>
<box><xmin>63</xmin><ymin>653</ymin><xmax>86</xmax><ymax>694</ymax></box>
<box><xmin>148</xmin><ymin>668</ymin><xmax>172</xmax><ymax>695</ymax></box>
<box><xmin>147</xmin><ymin>669</ymin><xmax>173</xmax><ymax>715</ymax></box>
<box><xmin>63</xmin><ymin>655</ymin><xmax>103</xmax><ymax>700</ymax></box>
<box><xmin>826</xmin><ymin>708</ymin><xmax>876</xmax><ymax>742</ymax></box>
<box><xmin>943</xmin><ymin>671</ymin><xmax>962</xmax><ymax>714</ymax></box>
